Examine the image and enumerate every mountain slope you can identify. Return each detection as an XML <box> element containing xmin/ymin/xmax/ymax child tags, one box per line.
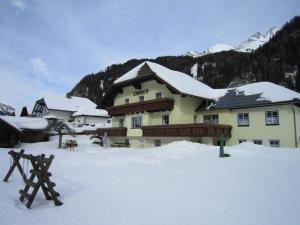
<box><xmin>68</xmin><ymin>16</ymin><xmax>300</xmax><ymax>108</ymax></box>
<box><xmin>0</xmin><ymin>102</ymin><xmax>15</xmax><ymax>116</ymax></box>
<box><xmin>186</xmin><ymin>26</ymin><xmax>279</xmax><ymax>57</ymax></box>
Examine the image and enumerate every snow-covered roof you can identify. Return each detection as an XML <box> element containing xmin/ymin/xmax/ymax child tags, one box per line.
<box><xmin>42</xmin><ymin>94</ymin><xmax>96</xmax><ymax>112</ymax></box>
<box><xmin>114</xmin><ymin>61</ymin><xmax>221</xmax><ymax>100</ymax></box>
<box><xmin>232</xmin><ymin>82</ymin><xmax>300</xmax><ymax>102</ymax></box>
<box><xmin>209</xmin><ymin>82</ymin><xmax>300</xmax><ymax>110</ymax></box>
<box><xmin>0</xmin><ymin>116</ymin><xmax>49</xmax><ymax>132</ymax></box>
<box><xmin>72</xmin><ymin>108</ymin><xmax>109</xmax><ymax>117</ymax></box>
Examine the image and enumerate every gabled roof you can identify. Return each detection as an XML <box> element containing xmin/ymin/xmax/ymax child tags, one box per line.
<box><xmin>0</xmin><ymin>116</ymin><xmax>49</xmax><ymax>132</ymax></box>
<box><xmin>40</xmin><ymin>94</ymin><xmax>96</xmax><ymax>112</ymax></box>
<box><xmin>114</xmin><ymin>61</ymin><xmax>224</xmax><ymax>100</ymax></box>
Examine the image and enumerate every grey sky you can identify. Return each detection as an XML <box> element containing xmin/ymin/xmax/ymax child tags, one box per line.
<box><xmin>0</xmin><ymin>0</ymin><xmax>299</xmax><ymax>112</ymax></box>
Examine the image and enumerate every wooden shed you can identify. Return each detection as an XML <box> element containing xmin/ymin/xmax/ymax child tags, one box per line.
<box><xmin>0</xmin><ymin>116</ymin><xmax>49</xmax><ymax>148</ymax></box>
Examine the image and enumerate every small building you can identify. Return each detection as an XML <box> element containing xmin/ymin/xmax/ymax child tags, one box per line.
<box><xmin>32</xmin><ymin>94</ymin><xmax>110</xmax><ymax>125</ymax></box>
<box><xmin>0</xmin><ymin>116</ymin><xmax>49</xmax><ymax>148</ymax></box>
<box><xmin>98</xmin><ymin>61</ymin><xmax>300</xmax><ymax>148</ymax></box>
<box><xmin>72</xmin><ymin>108</ymin><xmax>109</xmax><ymax>125</ymax></box>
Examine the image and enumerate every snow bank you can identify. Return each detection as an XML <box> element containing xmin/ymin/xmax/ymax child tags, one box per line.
<box><xmin>0</xmin><ymin>137</ymin><xmax>300</xmax><ymax>225</ymax></box>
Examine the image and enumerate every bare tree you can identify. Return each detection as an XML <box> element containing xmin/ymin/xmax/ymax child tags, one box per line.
<box><xmin>47</xmin><ymin>119</ymin><xmax>75</xmax><ymax>149</ymax></box>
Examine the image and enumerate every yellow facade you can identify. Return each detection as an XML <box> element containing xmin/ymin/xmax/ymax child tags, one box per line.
<box><xmin>109</xmin><ymin>79</ymin><xmax>300</xmax><ymax>148</ymax></box>
<box><xmin>196</xmin><ymin>104</ymin><xmax>300</xmax><ymax>147</ymax></box>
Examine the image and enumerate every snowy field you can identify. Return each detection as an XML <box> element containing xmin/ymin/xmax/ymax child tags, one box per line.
<box><xmin>0</xmin><ymin>135</ymin><xmax>300</xmax><ymax>225</ymax></box>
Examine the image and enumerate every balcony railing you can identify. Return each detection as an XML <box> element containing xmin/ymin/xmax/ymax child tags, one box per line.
<box><xmin>96</xmin><ymin>127</ymin><xmax>127</xmax><ymax>136</ymax></box>
<box><xmin>107</xmin><ymin>98</ymin><xmax>174</xmax><ymax>116</ymax></box>
<box><xmin>142</xmin><ymin>123</ymin><xmax>232</xmax><ymax>137</ymax></box>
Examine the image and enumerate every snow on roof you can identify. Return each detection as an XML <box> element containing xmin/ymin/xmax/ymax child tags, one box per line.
<box><xmin>232</xmin><ymin>82</ymin><xmax>300</xmax><ymax>102</ymax></box>
<box><xmin>114</xmin><ymin>62</ymin><xmax>300</xmax><ymax>104</ymax></box>
<box><xmin>43</xmin><ymin>94</ymin><xmax>96</xmax><ymax>112</ymax></box>
<box><xmin>72</xmin><ymin>108</ymin><xmax>109</xmax><ymax>117</ymax></box>
<box><xmin>114</xmin><ymin>61</ymin><xmax>222</xmax><ymax>100</ymax></box>
<box><xmin>0</xmin><ymin>116</ymin><xmax>49</xmax><ymax>131</ymax></box>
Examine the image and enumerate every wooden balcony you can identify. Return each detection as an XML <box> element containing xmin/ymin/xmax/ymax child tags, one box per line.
<box><xmin>107</xmin><ymin>98</ymin><xmax>174</xmax><ymax>116</ymax></box>
<box><xmin>142</xmin><ymin>123</ymin><xmax>232</xmax><ymax>137</ymax></box>
<box><xmin>96</xmin><ymin>127</ymin><xmax>127</xmax><ymax>136</ymax></box>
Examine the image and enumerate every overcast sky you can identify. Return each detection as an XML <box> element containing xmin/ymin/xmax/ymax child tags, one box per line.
<box><xmin>0</xmin><ymin>0</ymin><xmax>299</xmax><ymax>113</ymax></box>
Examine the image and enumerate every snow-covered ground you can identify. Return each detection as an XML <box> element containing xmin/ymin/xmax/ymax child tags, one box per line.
<box><xmin>1</xmin><ymin>135</ymin><xmax>300</xmax><ymax>225</ymax></box>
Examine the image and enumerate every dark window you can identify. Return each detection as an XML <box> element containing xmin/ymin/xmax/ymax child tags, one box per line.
<box><xmin>237</xmin><ymin>113</ymin><xmax>249</xmax><ymax>127</ymax></box>
<box><xmin>124</xmin><ymin>98</ymin><xmax>129</xmax><ymax>104</ymax></box>
<box><xmin>238</xmin><ymin>139</ymin><xmax>247</xmax><ymax>144</ymax></box>
<box><xmin>155</xmin><ymin>92</ymin><xmax>162</xmax><ymax>99</ymax></box>
<box><xmin>131</xmin><ymin>116</ymin><xmax>143</xmax><ymax>129</ymax></box>
<box><xmin>154</xmin><ymin>140</ymin><xmax>161</xmax><ymax>147</ymax></box>
<box><xmin>139</xmin><ymin>96</ymin><xmax>144</xmax><ymax>102</ymax></box>
<box><xmin>270</xmin><ymin>139</ymin><xmax>280</xmax><ymax>147</ymax></box>
<box><xmin>253</xmin><ymin>140</ymin><xmax>262</xmax><ymax>145</ymax></box>
<box><xmin>119</xmin><ymin>119</ymin><xmax>124</xmax><ymax>128</ymax></box>
<box><xmin>265</xmin><ymin>111</ymin><xmax>279</xmax><ymax>125</ymax></box>
<box><xmin>162</xmin><ymin>115</ymin><xmax>169</xmax><ymax>125</ymax></box>
<box><xmin>125</xmin><ymin>139</ymin><xmax>129</xmax><ymax>145</ymax></box>
<box><xmin>203</xmin><ymin>114</ymin><xmax>219</xmax><ymax>124</ymax></box>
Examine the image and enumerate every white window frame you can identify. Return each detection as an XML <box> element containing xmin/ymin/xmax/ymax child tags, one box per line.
<box><xmin>155</xmin><ymin>92</ymin><xmax>162</xmax><ymax>99</ymax></box>
<box><xmin>237</xmin><ymin>113</ymin><xmax>249</xmax><ymax>127</ymax></box>
<box><xmin>161</xmin><ymin>114</ymin><xmax>169</xmax><ymax>125</ymax></box>
<box><xmin>139</xmin><ymin>96</ymin><xmax>144</xmax><ymax>102</ymax></box>
<box><xmin>131</xmin><ymin>116</ymin><xmax>143</xmax><ymax>129</ymax></box>
<box><xmin>253</xmin><ymin>139</ymin><xmax>263</xmax><ymax>145</ymax></box>
<box><xmin>265</xmin><ymin>111</ymin><xmax>279</xmax><ymax>125</ymax></box>
<box><xmin>238</xmin><ymin>139</ymin><xmax>247</xmax><ymax>144</ymax></box>
<box><xmin>269</xmin><ymin>139</ymin><xmax>280</xmax><ymax>147</ymax></box>
<box><xmin>203</xmin><ymin>114</ymin><xmax>219</xmax><ymax>124</ymax></box>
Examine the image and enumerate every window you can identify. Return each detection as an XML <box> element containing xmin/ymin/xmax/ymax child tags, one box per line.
<box><xmin>124</xmin><ymin>98</ymin><xmax>129</xmax><ymax>104</ymax></box>
<box><xmin>203</xmin><ymin>114</ymin><xmax>219</xmax><ymax>124</ymax></box>
<box><xmin>155</xmin><ymin>92</ymin><xmax>162</xmax><ymax>99</ymax></box>
<box><xmin>154</xmin><ymin>140</ymin><xmax>161</xmax><ymax>147</ymax></box>
<box><xmin>270</xmin><ymin>139</ymin><xmax>280</xmax><ymax>147</ymax></box>
<box><xmin>131</xmin><ymin>116</ymin><xmax>143</xmax><ymax>129</ymax></box>
<box><xmin>265</xmin><ymin>111</ymin><xmax>279</xmax><ymax>125</ymax></box>
<box><xmin>139</xmin><ymin>96</ymin><xmax>144</xmax><ymax>102</ymax></box>
<box><xmin>119</xmin><ymin>119</ymin><xmax>124</xmax><ymax>128</ymax></box>
<box><xmin>238</xmin><ymin>139</ymin><xmax>247</xmax><ymax>144</ymax></box>
<box><xmin>253</xmin><ymin>139</ymin><xmax>262</xmax><ymax>145</ymax></box>
<box><xmin>237</xmin><ymin>113</ymin><xmax>249</xmax><ymax>127</ymax></box>
<box><xmin>162</xmin><ymin>115</ymin><xmax>169</xmax><ymax>125</ymax></box>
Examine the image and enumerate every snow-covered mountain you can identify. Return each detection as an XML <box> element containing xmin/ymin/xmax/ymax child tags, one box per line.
<box><xmin>186</xmin><ymin>26</ymin><xmax>279</xmax><ymax>57</ymax></box>
<box><xmin>0</xmin><ymin>101</ymin><xmax>15</xmax><ymax>116</ymax></box>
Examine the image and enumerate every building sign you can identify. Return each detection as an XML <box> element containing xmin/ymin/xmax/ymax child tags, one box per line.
<box><xmin>133</xmin><ymin>89</ymin><xmax>149</xmax><ymax>96</ymax></box>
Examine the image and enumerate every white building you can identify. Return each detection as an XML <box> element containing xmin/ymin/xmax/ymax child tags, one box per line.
<box><xmin>32</xmin><ymin>94</ymin><xmax>110</xmax><ymax>125</ymax></box>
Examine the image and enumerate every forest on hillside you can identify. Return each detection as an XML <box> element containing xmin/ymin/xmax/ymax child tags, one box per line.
<box><xmin>68</xmin><ymin>16</ymin><xmax>300</xmax><ymax>107</ymax></box>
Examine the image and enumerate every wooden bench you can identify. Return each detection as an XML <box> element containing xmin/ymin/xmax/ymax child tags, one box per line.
<box><xmin>111</xmin><ymin>142</ymin><xmax>130</xmax><ymax>148</ymax></box>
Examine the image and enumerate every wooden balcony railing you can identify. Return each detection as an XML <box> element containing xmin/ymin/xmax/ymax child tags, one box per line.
<box><xmin>96</xmin><ymin>127</ymin><xmax>127</xmax><ymax>136</ymax></box>
<box><xmin>142</xmin><ymin>123</ymin><xmax>232</xmax><ymax>137</ymax></box>
<box><xmin>107</xmin><ymin>98</ymin><xmax>174</xmax><ymax>116</ymax></box>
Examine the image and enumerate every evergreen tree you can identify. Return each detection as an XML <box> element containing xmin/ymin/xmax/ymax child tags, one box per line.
<box><xmin>20</xmin><ymin>106</ymin><xmax>28</xmax><ymax>117</ymax></box>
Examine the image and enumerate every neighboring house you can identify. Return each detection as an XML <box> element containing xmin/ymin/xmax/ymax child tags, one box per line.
<box><xmin>72</xmin><ymin>108</ymin><xmax>109</xmax><ymax>125</ymax></box>
<box><xmin>32</xmin><ymin>94</ymin><xmax>110</xmax><ymax>125</ymax></box>
<box><xmin>0</xmin><ymin>116</ymin><xmax>49</xmax><ymax>148</ymax></box>
<box><xmin>98</xmin><ymin>61</ymin><xmax>300</xmax><ymax>148</ymax></box>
